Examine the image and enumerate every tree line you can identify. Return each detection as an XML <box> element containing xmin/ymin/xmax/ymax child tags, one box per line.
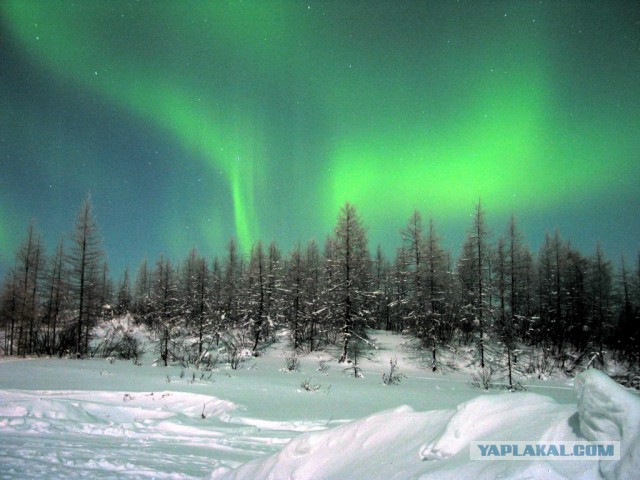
<box><xmin>1</xmin><ymin>197</ymin><xmax>639</xmax><ymax>376</ymax></box>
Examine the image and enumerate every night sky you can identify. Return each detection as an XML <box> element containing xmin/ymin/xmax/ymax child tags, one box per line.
<box><xmin>1</xmin><ymin>1</ymin><xmax>639</xmax><ymax>277</ymax></box>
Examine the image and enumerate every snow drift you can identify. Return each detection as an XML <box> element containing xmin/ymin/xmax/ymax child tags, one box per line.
<box><xmin>575</xmin><ymin>369</ymin><xmax>640</xmax><ymax>480</ymax></box>
<box><xmin>215</xmin><ymin>369</ymin><xmax>640</xmax><ymax>480</ymax></box>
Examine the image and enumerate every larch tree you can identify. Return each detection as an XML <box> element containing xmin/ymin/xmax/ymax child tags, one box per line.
<box><xmin>617</xmin><ymin>255</ymin><xmax>639</xmax><ymax>365</ymax></box>
<box><xmin>194</xmin><ymin>255</ymin><xmax>210</xmax><ymax>360</ymax></box>
<box><xmin>424</xmin><ymin>216</ymin><xmax>447</xmax><ymax>370</ymax></box>
<box><xmin>285</xmin><ymin>242</ymin><xmax>305</xmax><ymax>351</ymax></box>
<box><xmin>209</xmin><ymin>256</ymin><xmax>223</xmax><ymax>344</ymax></box>
<box><xmin>499</xmin><ymin>215</ymin><xmax>534</xmax><ymax>350</ymax></box>
<box><xmin>15</xmin><ymin>223</ymin><xmax>45</xmax><ymax>356</ymax></box>
<box><xmin>564</xmin><ymin>243</ymin><xmax>590</xmax><ymax>352</ymax></box>
<box><xmin>402</xmin><ymin>210</ymin><xmax>425</xmax><ymax>341</ymax></box>
<box><xmin>180</xmin><ymin>248</ymin><xmax>210</xmax><ymax>359</ymax></box>
<box><xmin>42</xmin><ymin>239</ymin><xmax>67</xmax><ymax>355</ymax></box>
<box><xmin>304</xmin><ymin>239</ymin><xmax>323</xmax><ymax>351</ymax></box>
<box><xmin>372</xmin><ymin>245</ymin><xmax>391</xmax><ymax>332</ymax></box>
<box><xmin>322</xmin><ymin>235</ymin><xmax>337</xmax><ymax>342</ymax></box>
<box><xmin>150</xmin><ymin>256</ymin><xmax>178</xmax><ymax>366</ymax></box>
<box><xmin>536</xmin><ymin>232</ymin><xmax>556</xmax><ymax>349</ymax></box>
<box><xmin>0</xmin><ymin>268</ymin><xmax>19</xmax><ymax>356</ymax></box>
<box><xmin>495</xmin><ymin>235</ymin><xmax>515</xmax><ymax>389</ymax></box>
<box><xmin>331</xmin><ymin>203</ymin><xmax>370</xmax><ymax>363</ymax></box>
<box><xmin>222</xmin><ymin>239</ymin><xmax>241</xmax><ymax>330</ymax></box>
<box><xmin>391</xmin><ymin>246</ymin><xmax>410</xmax><ymax>334</ymax></box>
<box><xmin>265</xmin><ymin>241</ymin><xmax>284</xmax><ymax>343</ymax></box>
<box><xmin>181</xmin><ymin>249</ymin><xmax>200</xmax><ymax>337</ymax></box>
<box><xmin>589</xmin><ymin>243</ymin><xmax>612</xmax><ymax>363</ymax></box>
<box><xmin>67</xmin><ymin>196</ymin><xmax>104</xmax><ymax>356</ymax></box>
<box><xmin>504</xmin><ymin>216</ymin><xmax>535</xmax><ymax>343</ymax></box>
<box><xmin>458</xmin><ymin>200</ymin><xmax>491</xmax><ymax>368</ymax></box>
<box><xmin>133</xmin><ymin>257</ymin><xmax>152</xmax><ymax>318</ymax></box>
<box><xmin>116</xmin><ymin>267</ymin><xmax>132</xmax><ymax>316</ymax></box>
<box><xmin>247</xmin><ymin>241</ymin><xmax>267</xmax><ymax>354</ymax></box>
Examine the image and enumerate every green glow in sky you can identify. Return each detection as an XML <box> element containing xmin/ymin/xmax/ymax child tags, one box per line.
<box><xmin>3</xmin><ymin>1</ymin><xmax>286</xmax><ymax>252</ymax></box>
<box><xmin>2</xmin><ymin>1</ymin><xmax>639</xmax><ymax>270</ymax></box>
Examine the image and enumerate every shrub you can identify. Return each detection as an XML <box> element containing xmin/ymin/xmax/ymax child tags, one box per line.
<box><xmin>470</xmin><ymin>366</ymin><xmax>494</xmax><ymax>390</ymax></box>
<box><xmin>317</xmin><ymin>360</ymin><xmax>330</xmax><ymax>375</ymax></box>
<box><xmin>283</xmin><ymin>352</ymin><xmax>300</xmax><ymax>372</ymax></box>
<box><xmin>300</xmin><ymin>378</ymin><xmax>321</xmax><ymax>392</ymax></box>
<box><xmin>382</xmin><ymin>356</ymin><xmax>406</xmax><ymax>385</ymax></box>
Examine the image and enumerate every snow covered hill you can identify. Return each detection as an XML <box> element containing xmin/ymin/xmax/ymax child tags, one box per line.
<box><xmin>0</xmin><ymin>329</ymin><xmax>637</xmax><ymax>479</ymax></box>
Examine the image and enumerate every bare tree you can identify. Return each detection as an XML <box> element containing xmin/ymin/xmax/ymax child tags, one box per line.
<box><xmin>458</xmin><ymin>200</ymin><xmax>491</xmax><ymax>368</ymax></box>
<box><xmin>67</xmin><ymin>195</ymin><xmax>104</xmax><ymax>356</ymax></box>
<box><xmin>15</xmin><ymin>223</ymin><xmax>45</xmax><ymax>356</ymax></box>
<box><xmin>149</xmin><ymin>256</ymin><xmax>179</xmax><ymax>366</ymax></box>
<box><xmin>424</xmin><ymin>216</ymin><xmax>447</xmax><ymax>370</ymax></box>
<box><xmin>330</xmin><ymin>203</ymin><xmax>370</xmax><ymax>363</ymax></box>
<box><xmin>402</xmin><ymin>210</ymin><xmax>426</xmax><ymax>340</ymax></box>
<box><xmin>42</xmin><ymin>239</ymin><xmax>68</xmax><ymax>355</ymax></box>
<box><xmin>0</xmin><ymin>269</ymin><xmax>19</xmax><ymax>355</ymax></box>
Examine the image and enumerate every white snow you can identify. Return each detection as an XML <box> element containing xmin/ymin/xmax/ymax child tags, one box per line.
<box><xmin>575</xmin><ymin>368</ymin><xmax>640</xmax><ymax>480</ymax></box>
<box><xmin>419</xmin><ymin>393</ymin><xmax>564</xmax><ymax>460</ymax></box>
<box><xmin>218</xmin><ymin>369</ymin><xmax>639</xmax><ymax>480</ymax></box>
<box><xmin>0</xmin><ymin>327</ymin><xmax>638</xmax><ymax>479</ymax></box>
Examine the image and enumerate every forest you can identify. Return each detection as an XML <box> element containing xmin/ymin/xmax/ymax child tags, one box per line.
<box><xmin>1</xmin><ymin>197</ymin><xmax>639</xmax><ymax>384</ymax></box>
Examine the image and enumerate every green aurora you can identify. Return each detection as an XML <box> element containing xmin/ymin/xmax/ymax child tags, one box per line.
<box><xmin>1</xmin><ymin>1</ymin><xmax>639</xmax><ymax>272</ymax></box>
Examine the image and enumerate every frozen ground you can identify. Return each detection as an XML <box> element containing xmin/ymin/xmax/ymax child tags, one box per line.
<box><xmin>0</xmin><ymin>328</ymin><xmax>637</xmax><ymax>479</ymax></box>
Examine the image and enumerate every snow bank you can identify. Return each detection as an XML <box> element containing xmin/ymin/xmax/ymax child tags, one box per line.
<box><xmin>212</xmin><ymin>405</ymin><xmax>454</xmax><ymax>480</ymax></box>
<box><xmin>575</xmin><ymin>368</ymin><xmax>640</xmax><ymax>480</ymax></box>
<box><xmin>217</xmin><ymin>370</ymin><xmax>640</xmax><ymax>480</ymax></box>
<box><xmin>212</xmin><ymin>397</ymin><xmax>580</xmax><ymax>480</ymax></box>
<box><xmin>419</xmin><ymin>393</ymin><xmax>560</xmax><ymax>460</ymax></box>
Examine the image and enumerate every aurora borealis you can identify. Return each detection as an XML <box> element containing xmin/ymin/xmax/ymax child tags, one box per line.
<box><xmin>1</xmin><ymin>1</ymin><xmax>639</xmax><ymax>275</ymax></box>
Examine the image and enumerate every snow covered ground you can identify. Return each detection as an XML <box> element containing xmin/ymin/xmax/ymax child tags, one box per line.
<box><xmin>0</xmin><ymin>329</ymin><xmax>637</xmax><ymax>479</ymax></box>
